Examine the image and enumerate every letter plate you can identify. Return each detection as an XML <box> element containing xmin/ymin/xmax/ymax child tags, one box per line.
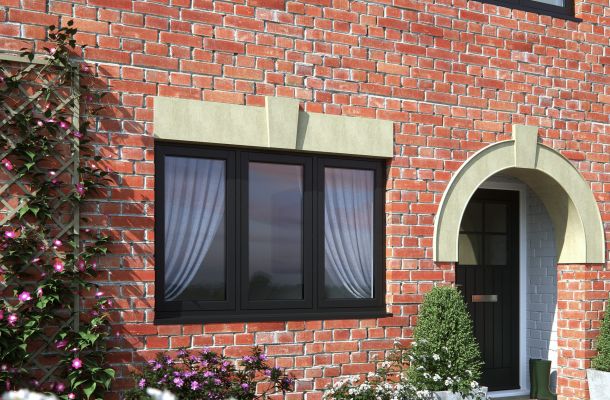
<box><xmin>472</xmin><ymin>294</ymin><xmax>498</xmax><ymax>303</ymax></box>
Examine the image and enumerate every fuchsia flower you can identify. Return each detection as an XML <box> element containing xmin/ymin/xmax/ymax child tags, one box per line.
<box><xmin>75</xmin><ymin>183</ymin><xmax>85</xmax><ymax>195</ymax></box>
<box><xmin>48</xmin><ymin>47</ymin><xmax>56</xmax><ymax>55</ymax></box>
<box><xmin>37</xmin><ymin>120</ymin><xmax>44</xmax><ymax>127</ymax></box>
<box><xmin>1</xmin><ymin>158</ymin><xmax>13</xmax><ymax>171</ymax></box>
<box><xmin>56</xmin><ymin>339</ymin><xmax>68</xmax><ymax>349</ymax></box>
<box><xmin>4</xmin><ymin>230</ymin><xmax>16</xmax><ymax>239</ymax></box>
<box><xmin>72</xmin><ymin>130</ymin><xmax>83</xmax><ymax>139</ymax></box>
<box><xmin>71</xmin><ymin>357</ymin><xmax>82</xmax><ymax>369</ymax></box>
<box><xmin>59</xmin><ymin>120</ymin><xmax>70</xmax><ymax>130</ymax></box>
<box><xmin>95</xmin><ymin>291</ymin><xmax>104</xmax><ymax>298</ymax></box>
<box><xmin>0</xmin><ymin>309</ymin><xmax>4</xmax><ymax>320</ymax></box>
<box><xmin>36</xmin><ymin>287</ymin><xmax>43</xmax><ymax>297</ymax></box>
<box><xmin>53</xmin><ymin>260</ymin><xmax>64</xmax><ymax>273</ymax></box>
<box><xmin>53</xmin><ymin>239</ymin><xmax>62</xmax><ymax>248</ymax></box>
<box><xmin>31</xmin><ymin>257</ymin><xmax>41</xmax><ymax>264</ymax></box>
<box><xmin>18</xmin><ymin>291</ymin><xmax>31</xmax><ymax>302</ymax></box>
<box><xmin>76</xmin><ymin>259</ymin><xmax>86</xmax><ymax>271</ymax></box>
<box><xmin>67</xmin><ymin>393</ymin><xmax>75</xmax><ymax>399</ymax></box>
<box><xmin>7</xmin><ymin>314</ymin><xmax>18</xmax><ymax>326</ymax></box>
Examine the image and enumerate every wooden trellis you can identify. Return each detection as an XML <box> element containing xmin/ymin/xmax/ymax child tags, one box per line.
<box><xmin>0</xmin><ymin>51</ymin><xmax>81</xmax><ymax>384</ymax></box>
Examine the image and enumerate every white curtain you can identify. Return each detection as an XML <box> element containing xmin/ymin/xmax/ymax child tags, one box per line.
<box><xmin>164</xmin><ymin>156</ymin><xmax>225</xmax><ymax>301</ymax></box>
<box><xmin>324</xmin><ymin>168</ymin><xmax>374</xmax><ymax>298</ymax></box>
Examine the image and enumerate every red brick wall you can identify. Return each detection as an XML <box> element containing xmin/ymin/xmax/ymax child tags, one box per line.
<box><xmin>2</xmin><ymin>0</ymin><xmax>609</xmax><ymax>398</ymax></box>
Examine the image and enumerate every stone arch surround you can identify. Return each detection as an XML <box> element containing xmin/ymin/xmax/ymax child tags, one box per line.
<box><xmin>433</xmin><ymin>125</ymin><xmax>605</xmax><ymax>265</ymax></box>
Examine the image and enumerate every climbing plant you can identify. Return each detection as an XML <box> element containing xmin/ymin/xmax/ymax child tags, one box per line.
<box><xmin>0</xmin><ymin>21</ymin><xmax>114</xmax><ymax>398</ymax></box>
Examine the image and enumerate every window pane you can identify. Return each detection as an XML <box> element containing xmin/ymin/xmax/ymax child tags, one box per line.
<box><xmin>460</xmin><ymin>201</ymin><xmax>482</xmax><ymax>232</ymax></box>
<box><xmin>459</xmin><ymin>233</ymin><xmax>482</xmax><ymax>266</ymax></box>
<box><xmin>248</xmin><ymin>162</ymin><xmax>304</xmax><ymax>300</ymax></box>
<box><xmin>485</xmin><ymin>203</ymin><xmax>507</xmax><ymax>233</ymax></box>
<box><xmin>164</xmin><ymin>156</ymin><xmax>226</xmax><ymax>302</ymax></box>
<box><xmin>531</xmin><ymin>0</ymin><xmax>564</xmax><ymax>5</ymax></box>
<box><xmin>324</xmin><ymin>168</ymin><xmax>374</xmax><ymax>299</ymax></box>
<box><xmin>485</xmin><ymin>235</ymin><xmax>507</xmax><ymax>266</ymax></box>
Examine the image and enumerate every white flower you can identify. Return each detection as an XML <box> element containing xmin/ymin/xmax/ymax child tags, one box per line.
<box><xmin>432</xmin><ymin>354</ymin><xmax>440</xmax><ymax>361</ymax></box>
<box><xmin>433</xmin><ymin>374</ymin><xmax>441</xmax><ymax>382</ymax></box>
<box><xmin>470</xmin><ymin>381</ymin><xmax>479</xmax><ymax>388</ymax></box>
<box><xmin>146</xmin><ymin>388</ymin><xmax>177</xmax><ymax>400</ymax></box>
<box><xmin>2</xmin><ymin>392</ymin><xmax>57</xmax><ymax>400</ymax></box>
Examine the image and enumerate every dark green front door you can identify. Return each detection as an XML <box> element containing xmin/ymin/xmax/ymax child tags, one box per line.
<box><xmin>456</xmin><ymin>189</ymin><xmax>519</xmax><ymax>391</ymax></box>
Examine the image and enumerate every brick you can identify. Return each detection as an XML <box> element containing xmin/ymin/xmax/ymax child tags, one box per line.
<box><xmin>204</xmin><ymin>38</ymin><xmax>245</xmax><ymax>54</ymax></box>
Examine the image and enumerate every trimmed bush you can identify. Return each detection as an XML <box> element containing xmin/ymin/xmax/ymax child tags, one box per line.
<box><xmin>592</xmin><ymin>296</ymin><xmax>610</xmax><ymax>371</ymax></box>
<box><xmin>407</xmin><ymin>286</ymin><xmax>484</xmax><ymax>396</ymax></box>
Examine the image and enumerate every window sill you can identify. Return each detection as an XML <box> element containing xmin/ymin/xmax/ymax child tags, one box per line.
<box><xmin>154</xmin><ymin>309</ymin><xmax>392</xmax><ymax>325</ymax></box>
<box><xmin>471</xmin><ymin>0</ymin><xmax>581</xmax><ymax>21</ymax></box>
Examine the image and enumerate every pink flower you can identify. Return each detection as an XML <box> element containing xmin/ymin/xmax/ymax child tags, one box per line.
<box><xmin>0</xmin><ymin>309</ymin><xmax>4</xmax><ymax>320</ymax></box>
<box><xmin>95</xmin><ymin>291</ymin><xmax>103</xmax><ymax>298</ymax></box>
<box><xmin>59</xmin><ymin>120</ymin><xmax>69</xmax><ymax>129</ymax></box>
<box><xmin>18</xmin><ymin>291</ymin><xmax>31</xmax><ymax>302</ymax></box>
<box><xmin>76</xmin><ymin>259</ymin><xmax>85</xmax><ymax>271</ymax></box>
<box><xmin>71</xmin><ymin>358</ymin><xmax>82</xmax><ymax>369</ymax></box>
<box><xmin>72</xmin><ymin>130</ymin><xmax>83</xmax><ymax>139</ymax></box>
<box><xmin>36</xmin><ymin>287</ymin><xmax>43</xmax><ymax>297</ymax></box>
<box><xmin>75</xmin><ymin>183</ymin><xmax>85</xmax><ymax>195</ymax></box>
<box><xmin>2</xmin><ymin>158</ymin><xmax>13</xmax><ymax>171</ymax></box>
<box><xmin>53</xmin><ymin>239</ymin><xmax>62</xmax><ymax>248</ymax></box>
<box><xmin>36</xmin><ymin>120</ymin><xmax>44</xmax><ymax>127</ymax></box>
<box><xmin>53</xmin><ymin>260</ymin><xmax>64</xmax><ymax>273</ymax></box>
<box><xmin>49</xmin><ymin>47</ymin><xmax>56</xmax><ymax>55</ymax></box>
<box><xmin>55</xmin><ymin>339</ymin><xmax>68</xmax><ymax>349</ymax></box>
<box><xmin>7</xmin><ymin>314</ymin><xmax>18</xmax><ymax>326</ymax></box>
<box><xmin>67</xmin><ymin>394</ymin><xmax>75</xmax><ymax>400</ymax></box>
<box><xmin>4</xmin><ymin>230</ymin><xmax>16</xmax><ymax>239</ymax></box>
<box><xmin>31</xmin><ymin>257</ymin><xmax>40</xmax><ymax>264</ymax></box>
<box><xmin>55</xmin><ymin>382</ymin><xmax>65</xmax><ymax>392</ymax></box>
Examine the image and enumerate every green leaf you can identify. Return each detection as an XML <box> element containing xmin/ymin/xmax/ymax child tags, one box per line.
<box><xmin>83</xmin><ymin>382</ymin><xmax>96</xmax><ymax>398</ymax></box>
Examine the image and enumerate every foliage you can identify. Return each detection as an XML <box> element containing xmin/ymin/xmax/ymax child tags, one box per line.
<box><xmin>124</xmin><ymin>347</ymin><xmax>294</xmax><ymax>400</ymax></box>
<box><xmin>323</xmin><ymin>345</ymin><xmax>433</xmax><ymax>400</ymax></box>
<box><xmin>592</xmin><ymin>296</ymin><xmax>610</xmax><ymax>371</ymax></box>
<box><xmin>0</xmin><ymin>21</ymin><xmax>114</xmax><ymax>398</ymax></box>
<box><xmin>406</xmin><ymin>286</ymin><xmax>484</xmax><ymax>397</ymax></box>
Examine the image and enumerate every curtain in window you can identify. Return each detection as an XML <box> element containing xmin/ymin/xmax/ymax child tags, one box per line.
<box><xmin>324</xmin><ymin>168</ymin><xmax>374</xmax><ymax>298</ymax></box>
<box><xmin>164</xmin><ymin>156</ymin><xmax>225</xmax><ymax>301</ymax></box>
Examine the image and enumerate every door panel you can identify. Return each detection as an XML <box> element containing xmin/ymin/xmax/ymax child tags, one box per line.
<box><xmin>456</xmin><ymin>189</ymin><xmax>519</xmax><ymax>391</ymax></box>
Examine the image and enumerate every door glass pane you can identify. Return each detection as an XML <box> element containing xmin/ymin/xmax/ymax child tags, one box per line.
<box><xmin>458</xmin><ymin>233</ymin><xmax>482</xmax><ymax>265</ymax></box>
<box><xmin>485</xmin><ymin>203</ymin><xmax>507</xmax><ymax>233</ymax></box>
<box><xmin>164</xmin><ymin>156</ymin><xmax>226</xmax><ymax>302</ymax></box>
<box><xmin>324</xmin><ymin>168</ymin><xmax>374</xmax><ymax>299</ymax></box>
<box><xmin>248</xmin><ymin>162</ymin><xmax>303</xmax><ymax>300</ymax></box>
<box><xmin>485</xmin><ymin>235</ymin><xmax>507</xmax><ymax>266</ymax></box>
<box><xmin>460</xmin><ymin>201</ymin><xmax>482</xmax><ymax>232</ymax></box>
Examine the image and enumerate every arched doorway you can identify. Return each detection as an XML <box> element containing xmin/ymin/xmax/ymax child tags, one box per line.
<box><xmin>433</xmin><ymin>125</ymin><xmax>606</xmax><ymax>399</ymax></box>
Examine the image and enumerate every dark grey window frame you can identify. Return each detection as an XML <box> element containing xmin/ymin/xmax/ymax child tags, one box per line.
<box><xmin>473</xmin><ymin>0</ymin><xmax>577</xmax><ymax>20</ymax></box>
<box><xmin>154</xmin><ymin>141</ymin><xmax>388</xmax><ymax>324</ymax></box>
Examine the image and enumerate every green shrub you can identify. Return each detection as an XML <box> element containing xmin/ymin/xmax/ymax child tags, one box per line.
<box><xmin>407</xmin><ymin>286</ymin><xmax>484</xmax><ymax>396</ymax></box>
<box><xmin>592</xmin><ymin>296</ymin><xmax>610</xmax><ymax>371</ymax></box>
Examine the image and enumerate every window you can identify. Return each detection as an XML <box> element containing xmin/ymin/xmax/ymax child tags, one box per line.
<box><xmin>475</xmin><ymin>0</ymin><xmax>575</xmax><ymax>19</ymax></box>
<box><xmin>155</xmin><ymin>142</ymin><xmax>386</xmax><ymax>323</ymax></box>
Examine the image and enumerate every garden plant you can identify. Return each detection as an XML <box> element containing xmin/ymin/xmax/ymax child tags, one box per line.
<box><xmin>125</xmin><ymin>346</ymin><xmax>294</xmax><ymax>400</ymax></box>
<box><xmin>406</xmin><ymin>286</ymin><xmax>485</xmax><ymax>398</ymax></box>
<box><xmin>0</xmin><ymin>22</ymin><xmax>114</xmax><ymax>398</ymax></box>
